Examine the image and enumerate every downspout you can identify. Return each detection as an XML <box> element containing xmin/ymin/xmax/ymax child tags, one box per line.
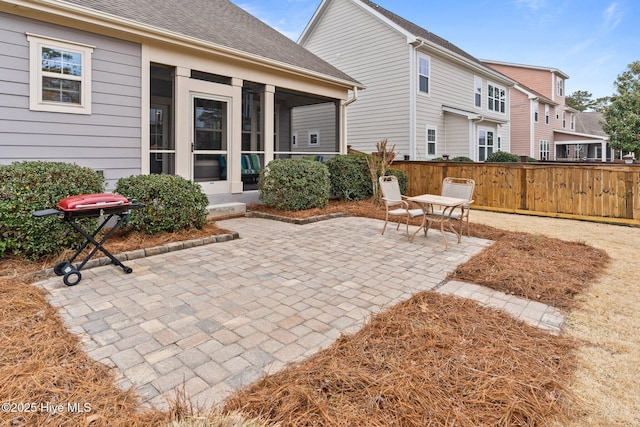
<box><xmin>342</xmin><ymin>86</ymin><xmax>358</xmax><ymax>153</ymax></box>
<box><xmin>409</xmin><ymin>39</ymin><xmax>424</xmax><ymax>160</ymax></box>
<box><xmin>529</xmin><ymin>98</ymin><xmax>536</xmax><ymax>158</ymax></box>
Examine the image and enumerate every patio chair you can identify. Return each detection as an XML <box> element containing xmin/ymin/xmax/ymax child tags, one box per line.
<box><xmin>428</xmin><ymin>177</ymin><xmax>475</xmax><ymax>236</ymax></box>
<box><xmin>379</xmin><ymin>175</ymin><xmax>424</xmax><ymax>237</ymax></box>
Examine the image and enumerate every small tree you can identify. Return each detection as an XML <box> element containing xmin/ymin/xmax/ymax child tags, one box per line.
<box><xmin>366</xmin><ymin>139</ymin><xmax>396</xmax><ymax>203</ymax></box>
<box><xmin>603</xmin><ymin>61</ymin><xmax>640</xmax><ymax>159</ymax></box>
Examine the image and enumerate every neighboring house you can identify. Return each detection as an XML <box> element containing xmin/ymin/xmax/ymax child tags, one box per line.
<box><xmin>482</xmin><ymin>60</ymin><xmax>609</xmax><ymax>162</ymax></box>
<box><xmin>0</xmin><ymin>0</ymin><xmax>361</xmax><ymax>203</ymax></box>
<box><xmin>298</xmin><ymin>0</ymin><xmax>515</xmax><ymax>162</ymax></box>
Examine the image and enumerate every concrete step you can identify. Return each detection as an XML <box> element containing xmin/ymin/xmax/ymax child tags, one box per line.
<box><xmin>207</xmin><ymin>202</ymin><xmax>246</xmax><ymax>219</ymax></box>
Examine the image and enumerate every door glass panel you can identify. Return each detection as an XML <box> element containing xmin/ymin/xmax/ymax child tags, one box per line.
<box><xmin>194</xmin><ymin>98</ymin><xmax>227</xmax><ymax>151</ymax></box>
<box><xmin>193</xmin><ymin>97</ymin><xmax>228</xmax><ymax>182</ymax></box>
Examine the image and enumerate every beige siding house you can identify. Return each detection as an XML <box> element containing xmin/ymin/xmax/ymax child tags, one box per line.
<box><xmin>299</xmin><ymin>0</ymin><xmax>515</xmax><ymax>161</ymax></box>
<box><xmin>0</xmin><ymin>0</ymin><xmax>362</xmax><ymax>204</ymax></box>
<box><xmin>482</xmin><ymin>60</ymin><xmax>609</xmax><ymax>161</ymax></box>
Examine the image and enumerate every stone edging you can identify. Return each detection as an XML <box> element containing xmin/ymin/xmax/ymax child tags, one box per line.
<box><xmin>33</xmin><ymin>231</ymin><xmax>240</xmax><ymax>278</ymax></box>
<box><xmin>245</xmin><ymin>211</ymin><xmax>348</xmax><ymax>224</ymax></box>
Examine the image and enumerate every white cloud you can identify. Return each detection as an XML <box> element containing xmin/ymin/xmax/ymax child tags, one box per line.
<box><xmin>603</xmin><ymin>3</ymin><xmax>623</xmax><ymax>30</ymax></box>
<box><xmin>514</xmin><ymin>0</ymin><xmax>546</xmax><ymax>11</ymax></box>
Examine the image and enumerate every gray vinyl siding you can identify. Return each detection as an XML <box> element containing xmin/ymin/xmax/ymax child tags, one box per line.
<box><xmin>301</xmin><ymin>0</ymin><xmax>411</xmax><ymax>156</ymax></box>
<box><xmin>291</xmin><ymin>103</ymin><xmax>337</xmax><ymax>153</ymax></box>
<box><xmin>0</xmin><ymin>12</ymin><xmax>142</xmax><ymax>188</ymax></box>
<box><xmin>416</xmin><ymin>50</ymin><xmax>511</xmax><ymax>160</ymax></box>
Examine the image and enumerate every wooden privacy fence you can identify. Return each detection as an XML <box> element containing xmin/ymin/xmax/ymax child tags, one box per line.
<box><xmin>391</xmin><ymin>161</ymin><xmax>640</xmax><ymax>225</ymax></box>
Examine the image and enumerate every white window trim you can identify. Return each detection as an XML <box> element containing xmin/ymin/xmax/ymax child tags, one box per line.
<box><xmin>539</xmin><ymin>139</ymin><xmax>550</xmax><ymax>160</ymax></box>
<box><xmin>417</xmin><ymin>53</ymin><xmax>430</xmax><ymax>96</ymax></box>
<box><xmin>544</xmin><ymin>104</ymin><xmax>550</xmax><ymax>125</ymax></box>
<box><xmin>533</xmin><ymin>101</ymin><xmax>539</xmax><ymax>122</ymax></box>
<box><xmin>27</xmin><ymin>33</ymin><xmax>94</xmax><ymax>114</ymax></box>
<box><xmin>473</xmin><ymin>76</ymin><xmax>482</xmax><ymax>108</ymax></box>
<box><xmin>426</xmin><ymin>125</ymin><xmax>437</xmax><ymax>157</ymax></box>
<box><xmin>308</xmin><ymin>130</ymin><xmax>319</xmax><ymax>146</ymax></box>
<box><xmin>487</xmin><ymin>82</ymin><xmax>506</xmax><ymax>114</ymax></box>
<box><xmin>557</xmin><ymin>77</ymin><xmax>564</xmax><ymax>97</ymax></box>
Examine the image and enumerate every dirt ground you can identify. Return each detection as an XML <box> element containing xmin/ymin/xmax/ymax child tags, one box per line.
<box><xmin>469</xmin><ymin>210</ymin><xmax>640</xmax><ymax>427</ymax></box>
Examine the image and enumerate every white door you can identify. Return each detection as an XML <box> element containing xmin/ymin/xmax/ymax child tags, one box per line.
<box><xmin>191</xmin><ymin>94</ymin><xmax>230</xmax><ymax>194</ymax></box>
<box><xmin>478</xmin><ymin>128</ymin><xmax>495</xmax><ymax>162</ymax></box>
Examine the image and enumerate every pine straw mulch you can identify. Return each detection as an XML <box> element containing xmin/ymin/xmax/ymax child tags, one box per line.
<box><xmin>0</xmin><ymin>200</ymin><xmax>610</xmax><ymax>426</ymax></box>
<box><xmin>223</xmin><ymin>292</ymin><xmax>577</xmax><ymax>426</ymax></box>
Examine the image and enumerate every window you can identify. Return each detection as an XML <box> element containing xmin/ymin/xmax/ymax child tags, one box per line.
<box><xmin>534</xmin><ymin>101</ymin><xmax>539</xmax><ymax>122</ymax></box>
<box><xmin>418</xmin><ymin>54</ymin><xmax>430</xmax><ymax>94</ymax></box>
<box><xmin>570</xmin><ymin>113</ymin><xmax>575</xmax><ymax>130</ymax></box>
<box><xmin>27</xmin><ymin>34</ymin><xmax>93</xmax><ymax>114</ymax></box>
<box><xmin>308</xmin><ymin>130</ymin><xmax>319</xmax><ymax>146</ymax></box>
<box><xmin>426</xmin><ymin>126</ymin><xmax>437</xmax><ymax>156</ymax></box>
<box><xmin>488</xmin><ymin>83</ymin><xmax>505</xmax><ymax>113</ymax></box>
<box><xmin>292</xmin><ymin>132</ymin><xmax>298</xmax><ymax>147</ymax></box>
<box><xmin>556</xmin><ymin>78</ymin><xmax>564</xmax><ymax>97</ymax></box>
<box><xmin>555</xmin><ymin>108</ymin><xmax>559</xmax><ymax>120</ymax></box>
<box><xmin>544</xmin><ymin>105</ymin><xmax>550</xmax><ymax>124</ymax></box>
<box><xmin>474</xmin><ymin>76</ymin><xmax>482</xmax><ymax>108</ymax></box>
<box><xmin>539</xmin><ymin>139</ymin><xmax>550</xmax><ymax>160</ymax></box>
<box><xmin>562</xmin><ymin>111</ymin><xmax>566</xmax><ymax>128</ymax></box>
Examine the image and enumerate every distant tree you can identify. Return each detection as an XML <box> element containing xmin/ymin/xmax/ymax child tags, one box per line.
<box><xmin>592</xmin><ymin>96</ymin><xmax>611</xmax><ymax>112</ymax></box>
<box><xmin>602</xmin><ymin>61</ymin><xmax>640</xmax><ymax>159</ymax></box>
<box><xmin>565</xmin><ymin>90</ymin><xmax>595</xmax><ymax>111</ymax></box>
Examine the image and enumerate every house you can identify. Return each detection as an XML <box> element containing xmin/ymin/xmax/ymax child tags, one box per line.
<box><xmin>298</xmin><ymin>0</ymin><xmax>515</xmax><ymax>162</ymax></box>
<box><xmin>482</xmin><ymin>60</ymin><xmax>609</xmax><ymax>162</ymax></box>
<box><xmin>0</xmin><ymin>0</ymin><xmax>362</xmax><ymax>204</ymax></box>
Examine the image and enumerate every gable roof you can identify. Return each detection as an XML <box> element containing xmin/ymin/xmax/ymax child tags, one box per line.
<box><xmin>481</xmin><ymin>59</ymin><xmax>570</xmax><ymax>80</ymax></box>
<box><xmin>514</xmin><ymin>83</ymin><xmax>558</xmax><ymax>106</ymax></box>
<box><xmin>37</xmin><ymin>0</ymin><xmax>359</xmax><ymax>86</ymax></box>
<box><xmin>358</xmin><ymin>0</ymin><xmax>481</xmax><ymax>66</ymax></box>
<box><xmin>575</xmin><ymin>112</ymin><xmax>608</xmax><ymax>137</ymax></box>
<box><xmin>300</xmin><ymin>0</ymin><xmax>513</xmax><ymax>85</ymax></box>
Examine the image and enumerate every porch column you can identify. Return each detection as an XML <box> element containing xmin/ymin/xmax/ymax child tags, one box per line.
<box><xmin>601</xmin><ymin>141</ymin><xmax>607</xmax><ymax>162</ymax></box>
<box><xmin>230</xmin><ymin>78</ymin><xmax>244</xmax><ymax>193</ymax></box>
<box><xmin>174</xmin><ymin>66</ymin><xmax>191</xmax><ymax>180</ymax></box>
<box><xmin>336</xmin><ymin>99</ymin><xmax>344</xmax><ymax>154</ymax></box>
<box><xmin>262</xmin><ymin>85</ymin><xmax>275</xmax><ymax>164</ymax></box>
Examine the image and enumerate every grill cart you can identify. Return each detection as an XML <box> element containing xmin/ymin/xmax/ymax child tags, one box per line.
<box><xmin>32</xmin><ymin>193</ymin><xmax>144</xmax><ymax>286</ymax></box>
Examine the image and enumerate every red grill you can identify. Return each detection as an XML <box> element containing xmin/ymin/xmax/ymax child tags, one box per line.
<box><xmin>33</xmin><ymin>193</ymin><xmax>144</xmax><ymax>286</ymax></box>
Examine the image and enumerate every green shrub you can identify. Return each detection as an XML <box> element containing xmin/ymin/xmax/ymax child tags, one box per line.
<box><xmin>385</xmin><ymin>168</ymin><xmax>408</xmax><ymax>194</ymax></box>
<box><xmin>325</xmin><ymin>154</ymin><xmax>372</xmax><ymax>201</ymax></box>
<box><xmin>259</xmin><ymin>159</ymin><xmax>329</xmax><ymax>210</ymax></box>
<box><xmin>430</xmin><ymin>156</ymin><xmax>474</xmax><ymax>162</ymax></box>
<box><xmin>115</xmin><ymin>174</ymin><xmax>209</xmax><ymax>234</ymax></box>
<box><xmin>0</xmin><ymin>161</ymin><xmax>104</xmax><ymax>259</ymax></box>
<box><xmin>485</xmin><ymin>151</ymin><xmax>522</xmax><ymax>162</ymax></box>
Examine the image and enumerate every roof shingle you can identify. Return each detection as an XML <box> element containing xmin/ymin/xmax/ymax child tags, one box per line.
<box><xmin>60</xmin><ymin>0</ymin><xmax>357</xmax><ymax>84</ymax></box>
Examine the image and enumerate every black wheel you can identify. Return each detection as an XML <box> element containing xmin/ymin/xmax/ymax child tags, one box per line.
<box><xmin>54</xmin><ymin>261</ymin><xmax>69</xmax><ymax>276</ymax></box>
<box><xmin>124</xmin><ymin>266</ymin><xmax>133</xmax><ymax>274</ymax></box>
<box><xmin>63</xmin><ymin>270</ymin><xmax>82</xmax><ymax>286</ymax></box>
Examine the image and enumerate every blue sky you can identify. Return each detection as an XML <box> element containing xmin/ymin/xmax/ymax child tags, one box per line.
<box><xmin>231</xmin><ymin>0</ymin><xmax>639</xmax><ymax>99</ymax></box>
